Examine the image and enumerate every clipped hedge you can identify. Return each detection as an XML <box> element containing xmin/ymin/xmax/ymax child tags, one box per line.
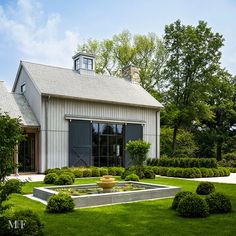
<box><xmin>146</xmin><ymin>157</ymin><xmax>217</xmax><ymax>168</ymax></box>
<box><xmin>45</xmin><ymin>167</ymin><xmax>125</xmax><ymax>178</ymax></box>
<box><xmin>157</xmin><ymin>167</ymin><xmax>230</xmax><ymax>178</ymax></box>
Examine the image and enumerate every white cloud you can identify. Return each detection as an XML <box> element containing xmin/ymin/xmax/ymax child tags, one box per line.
<box><xmin>0</xmin><ymin>0</ymin><xmax>79</xmax><ymax>68</ymax></box>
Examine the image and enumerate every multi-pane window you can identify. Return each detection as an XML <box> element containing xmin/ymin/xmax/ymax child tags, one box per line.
<box><xmin>92</xmin><ymin>123</ymin><xmax>124</xmax><ymax>167</ymax></box>
<box><xmin>83</xmin><ymin>58</ymin><xmax>93</xmax><ymax>70</ymax></box>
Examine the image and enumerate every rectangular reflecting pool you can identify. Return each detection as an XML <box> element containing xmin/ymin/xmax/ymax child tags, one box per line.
<box><xmin>33</xmin><ymin>182</ymin><xmax>181</xmax><ymax>208</ymax></box>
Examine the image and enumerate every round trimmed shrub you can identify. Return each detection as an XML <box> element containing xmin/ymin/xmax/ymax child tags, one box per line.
<box><xmin>152</xmin><ymin>166</ymin><xmax>159</xmax><ymax>175</ymax></box>
<box><xmin>47</xmin><ymin>193</ymin><xmax>75</xmax><ymax>213</ymax></box>
<box><xmin>181</xmin><ymin>168</ymin><xmax>196</xmax><ymax>178</ymax></box>
<box><xmin>193</xmin><ymin>168</ymin><xmax>202</xmax><ymax>178</ymax></box>
<box><xmin>55</xmin><ymin>174</ymin><xmax>73</xmax><ymax>185</ymax></box>
<box><xmin>144</xmin><ymin>167</ymin><xmax>155</xmax><ymax>179</ymax></box>
<box><xmin>206</xmin><ymin>192</ymin><xmax>232</xmax><ymax>213</ymax></box>
<box><xmin>108</xmin><ymin>167</ymin><xmax>117</xmax><ymax>176</ymax></box>
<box><xmin>45</xmin><ymin>168</ymin><xmax>61</xmax><ymax>175</ymax></box>
<box><xmin>200</xmin><ymin>168</ymin><xmax>209</xmax><ymax>177</ymax></box>
<box><xmin>196</xmin><ymin>182</ymin><xmax>215</xmax><ymax>195</ymax></box>
<box><xmin>91</xmin><ymin>167</ymin><xmax>100</xmax><ymax>177</ymax></box>
<box><xmin>172</xmin><ymin>191</ymin><xmax>193</xmax><ymax>209</ymax></box>
<box><xmin>0</xmin><ymin>209</ymin><xmax>43</xmax><ymax>236</ymax></box>
<box><xmin>82</xmin><ymin>169</ymin><xmax>92</xmax><ymax>177</ymax></box>
<box><xmin>72</xmin><ymin>169</ymin><xmax>83</xmax><ymax>178</ymax></box>
<box><xmin>61</xmin><ymin>172</ymin><xmax>75</xmax><ymax>182</ymax></box>
<box><xmin>207</xmin><ymin>169</ymin><xmax>214</xmax><ymax>177</ymax></box>
<box><xmin>2</xmin><ymin>179</ymin><xmax>22</xmax><ymax>195</ymax></box>
<box><xmin>125</xmin><ymin>173</ymin><xmax>140</xmax><ymax>182</ymax></box>
<box><xmin>114</xmin><ymin>167</ymin><xmax>125</xmax><ymax>176</ymax></box>
<box><xmin>212</xmin><ymin>168</ymin><xmax>220</xmax><ymax>177</ymax></box>
<box><xmin>167</xmin><ymin>168</ymin><xmax>175</xmax><ymax>177</ymax></box>
<box><xmin>121</xmin><ymin>169</ymin><xmax>134</xmax><ymax>179</ymax></box>
<box><xmin>158</xmin><ymin>167</ymin><xmax>169</xmax><ymax>176</ymax></box>
<box><xmin>44</xmin><ymin>173</ymin><xmax>58</xmax><ymax>184</ymax></box>
<box><xmin>174</xmin><ymin>168</ymin><xmax>183</xmax><ymax>177</ymax></box>
<box><xmin>99</xmin><ymin>168</ymin><xmax>108</xmax><ymax>176</ymax></box>
<box><xmin>177</xmin><ymin>194</ymin><xmax>209</xmax><ymax>218</ymax></box>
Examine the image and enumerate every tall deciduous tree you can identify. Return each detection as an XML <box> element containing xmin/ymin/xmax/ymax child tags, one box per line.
<box><xmin>162</xmin><ymin>20</ymin><xmax>224</xmax><ymax>154</ymax></box>
<box><xmin>77</xmin><ymin>31</ymin><xmax>167</xmax><ymax>93</ymax></box>
<box><xmin>0</xmin><ymin>113</ymin><xmax>24</xmax><ymax>182</ymax></box>
<box><xmin>199</xmin><ymin>70</ymin><xmax>236</xmax><ymax>160</ymax></box>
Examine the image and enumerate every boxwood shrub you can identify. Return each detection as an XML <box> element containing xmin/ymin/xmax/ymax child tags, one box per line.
<box><xmin>150</xmin><ymin>157</ymin><xmax>217</xmax><ymax>168</ymax></box>
<box><xmin>177</xmin><ymin>194</ymin><xmax>209</xmax><ymax>218</ymax></box>
<box><xmin>55</xmin><ymin>174</ymin><xmax>73</xmax><ymax>185</ymax></box>
<box><xmin>206</xmin><ymin>192</ymin><xmax>232</xmax><ymax>214</ymax></box>
<box><xmin>156</xmin><ymin>167</ymin><xmax>229</xmax><ymax>178</ymax></box>
<box><xmin>47</xmin><ymin>193</ymin><xmax>75</xmax><ymax>213</ymax></box>
<box><xmin>82</xmin><ymin>169</ymin><xmax>92</xmax><ymax>177</ymax></box>
<box><xmin>0</xmin><ymin>209</ymin><xmax>43</xmax><ymax>236</ymax></box>
<box><xmin>44</xmin><ymin>173</ymin><xmax>58</xmax><ymax>184</ymax></box>
<box><xmin>91</xmin><ymin>167</ymin><xmax>100</xmax><ymax>177</ymax></box>
<box><xmin>125</xmin><ymin>173</ymin><xmax>140</xmax><ymax>181</ymax></box>
<box><xmin>143</xmin><ymin>167</ymin><xmax>155</xmax><ymax>179</ymax></box>
<box><xmin>72</xmin><ymin>169</ymin><xmax>83</xmax><ymax>178</ymax></box>
<box><xmin>2</xmin><ymin>179</ymin><xmax>22</xmax><ymax>195</ymax></box>
<box><xmin>196</xmin><ymin>182</ymin><xmax>215</xmax><ymax>195</ymax></box>
<box><xmin>99</xmin><ymin>167</ymin><xmax>108</xmax><ymax>176</ymax></box>
<box><xmin>60</xmin><ymin>172</ymin><xmax>75</xmax><ymax>182</ymax></box>
<box><xmin>172</xmin><ymin>191</ymin><xmax>193</xmax><ymax>209</ymax></box>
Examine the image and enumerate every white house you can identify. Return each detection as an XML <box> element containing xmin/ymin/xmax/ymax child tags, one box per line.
<box><xmin>0</xmin><ymin>53</ymin><xmax>163</xmax><ymax>173</ymax></box>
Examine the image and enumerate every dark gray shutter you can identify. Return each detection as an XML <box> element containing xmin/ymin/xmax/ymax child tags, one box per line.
<box><xmin>69</xmin><ymin>120</ymin><xmax>92</xmax><ymax>167</ymax></box>
<box><xmin>125</xmin><ymin>124</ymin><xmax>143</xmax><ymax>167</ymax></box>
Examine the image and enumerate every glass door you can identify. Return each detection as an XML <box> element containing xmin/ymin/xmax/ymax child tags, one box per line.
<box><xmin>19</xmin><ymin>133</ymin><xmax>35</xmax><ymax>172</ymax></box>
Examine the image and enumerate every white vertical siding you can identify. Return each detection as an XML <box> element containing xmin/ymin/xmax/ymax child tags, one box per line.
<box><xmin>41</xmin><ymin>97</ymin><xmax>160</xmax><ymax>172</ymax></box>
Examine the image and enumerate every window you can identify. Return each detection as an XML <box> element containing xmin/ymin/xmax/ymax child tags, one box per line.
<box><xmin>75</xmin><ymin>59</ymin><xmax>80</xmax><ymax>71</ymax></box>
<box><xmin>92</xmin><ymin>123</ymin><xmax>124</xmax><ymax>167</ymax></box>
<box><xmin>83</xmin><ymin>57</ymin><xmax>93</xmax><ymax>70</ymax></box>
<box><xmin>21</xmin><ymin>83</ymin><xmax>26</xmax><ymax>93</ymax></box>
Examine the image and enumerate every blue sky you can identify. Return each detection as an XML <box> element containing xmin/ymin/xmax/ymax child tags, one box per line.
<box><xmin>0</xmin><ymin>0</ymin><xmax>236</xmax><ymax>89</ymax></box>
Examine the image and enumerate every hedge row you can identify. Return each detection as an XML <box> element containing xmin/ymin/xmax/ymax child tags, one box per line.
<box><xmin>156</xmin><ymin>167</ymin><xmax>230</xmax><ymax>178</ymax></box>
<box><xmin>45</xmin><ymin>166</ymin><xmax>125</xmax><ymax>178</ymax></box>
<box><xmin>146</xmin><ymin>157</ymin><xmax>217</xmax><ymax>168</ymax></box>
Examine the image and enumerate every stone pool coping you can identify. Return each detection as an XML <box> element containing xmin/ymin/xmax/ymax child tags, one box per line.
<box><xmin>33</xmin><ymin>182</ymin><xmax>181</xmax><ymax>208</ymax></box>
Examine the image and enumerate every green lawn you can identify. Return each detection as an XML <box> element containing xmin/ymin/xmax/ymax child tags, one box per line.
<box><xmin>6</xmin><ymin>177</ymin><xmax>236</xmax><ymax>236</ymax></box>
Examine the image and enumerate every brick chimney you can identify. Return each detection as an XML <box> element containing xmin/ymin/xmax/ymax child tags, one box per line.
<box><xmin>122</xmin><ymin>65</ymin><xmax>140</xmax><ymax>84</ymax></box>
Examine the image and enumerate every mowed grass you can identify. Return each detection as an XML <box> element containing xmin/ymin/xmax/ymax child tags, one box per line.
<box><xmin>6</xmin><ymin>177</ymin><xmax>236</xmax><ymax>236</ymax></box>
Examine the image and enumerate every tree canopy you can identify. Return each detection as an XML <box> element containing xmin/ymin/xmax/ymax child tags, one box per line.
<box><xmin>0</xmin><ymin>112</ymin><xmax>24</xmax><ymax>182</ymax></box>
<box><xmin>77</xmin><ymin>21</ymin><xmax>236</xmax><ymax>160</ymax></box>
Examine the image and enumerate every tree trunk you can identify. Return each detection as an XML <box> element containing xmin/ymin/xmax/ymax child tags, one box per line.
<box><xmin>216</xmin><ymin>141</ymin><xmax>222</xmax><ymax>161</ymax></box>
<box><xmin>172</xmin><ymin>125</ymin><xmax>178</xmax><ymax>155</ymax></box>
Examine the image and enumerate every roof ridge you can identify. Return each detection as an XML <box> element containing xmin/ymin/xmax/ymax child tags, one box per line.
<box><xmin>22</xmin><ymin>60</ymin><xmax>128</xmax><ymax>80</ymax></box>
<box><xmin>21</xmin><ymin>60</ymin><xmax>73</xmax><ymax>71</ymax></box>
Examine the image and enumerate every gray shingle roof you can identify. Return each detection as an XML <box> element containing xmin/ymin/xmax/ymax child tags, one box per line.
<box><xmin>20</xmin><ymin>61</ymin><xmax>163</xmax><ymax>109</ymax></box>
<box><xmin>0</xmin><ymin>82</ymin><xmax>39</xmax><ymax>127</ymax></box>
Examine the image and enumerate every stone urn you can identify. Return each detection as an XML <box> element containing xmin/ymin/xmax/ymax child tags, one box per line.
<box><xmin>97</xmin><ymin>175</ymin><xmax>117</xmax><ymax>193</ymax></box>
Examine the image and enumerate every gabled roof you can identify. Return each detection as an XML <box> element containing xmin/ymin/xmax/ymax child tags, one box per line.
<box><xmin>15</xmin><ymin>61</ymin><xmax>163</xmax><ymax>109</ymax></box>
<box><xmin>0</xmin><ymin>82</ymin><xmax>39</xmax><ymax>127</ymax></box>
